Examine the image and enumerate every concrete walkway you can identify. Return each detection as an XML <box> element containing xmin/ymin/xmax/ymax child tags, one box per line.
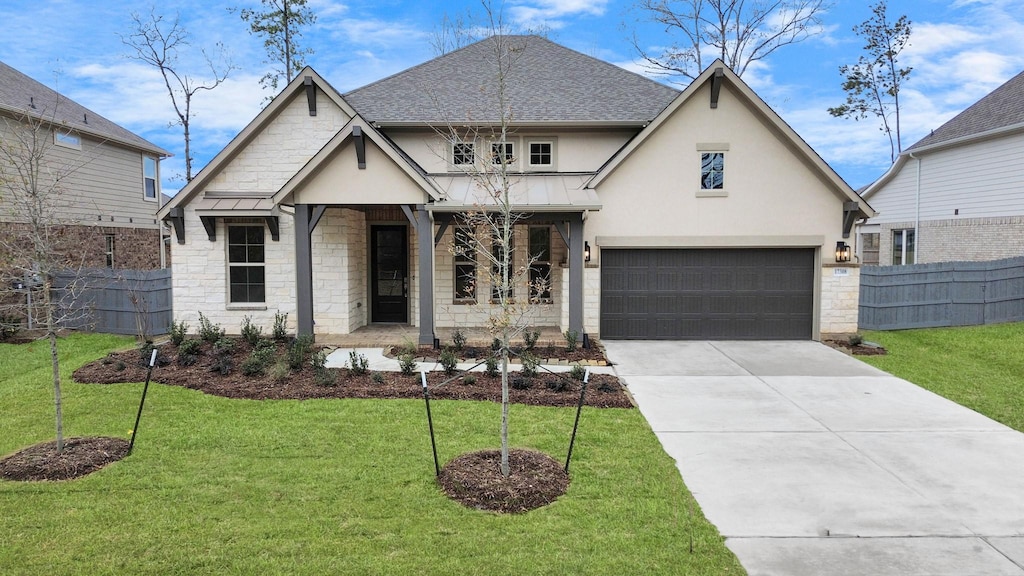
<box><xmin>603</xmin><ymin>340</ymin><xmax>1024</xmax><ymax>576</ymax></box>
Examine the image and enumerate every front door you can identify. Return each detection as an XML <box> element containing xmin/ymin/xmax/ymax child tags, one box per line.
<box><xmin>370</xmin><ymin>225</ymin><xmax>408</xmax><ymax>323</ymax></box>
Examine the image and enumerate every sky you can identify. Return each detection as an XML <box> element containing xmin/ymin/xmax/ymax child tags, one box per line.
<box><xmin>2</xmin><ymin>0</ymin><xmax>1023</xmax><ymax>196</ymax></box>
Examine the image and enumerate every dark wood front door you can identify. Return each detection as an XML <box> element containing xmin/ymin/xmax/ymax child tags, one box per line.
<box><xmin>371</xmin><ymin>225</ymin><xmax>408</xmax><ymax>323</ymax></box>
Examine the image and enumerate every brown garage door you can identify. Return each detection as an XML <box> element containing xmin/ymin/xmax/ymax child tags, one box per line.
<box><xmin>600</xmin><ymin>248</ymin><xmax>814</xmax><ymax>340</ymax></box>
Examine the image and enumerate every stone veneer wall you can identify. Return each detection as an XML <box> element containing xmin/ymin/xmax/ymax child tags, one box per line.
<box><xmin>878</xmin><ymin>216</ymin><xmax>1024</xmax><ymax>265</ymax></box>
<box><xmin>560</xmin><ymin>266</ymin><xmax>601</xmax><ymax>337</ymax></box>
<box><xmin>820</xmin><ymin>264</ymin><xmax>860</xmax><ymax>336</ymax></box>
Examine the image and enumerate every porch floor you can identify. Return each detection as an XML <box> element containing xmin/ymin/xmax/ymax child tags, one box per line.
<box><xmin>316</xmin><ymin>325</ymin><xmax>573</xmax><ymax>349</ymax></box>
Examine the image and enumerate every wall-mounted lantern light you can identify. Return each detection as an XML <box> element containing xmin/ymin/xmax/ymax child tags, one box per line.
<box><xmin>584</xmin><ymin>241</ymin><xmax>591</xmax><ymax>262</ymax></box>
<box><xmin>835</xmin><ymin>241</ymin><xmax>851</xmax><ymax>263</ymax></box>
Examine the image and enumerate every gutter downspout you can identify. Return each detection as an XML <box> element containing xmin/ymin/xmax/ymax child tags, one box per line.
<box><xmin>910</xmin><ymin>152</ymin><xmax>921</xmax><ymax>264</ymax></box>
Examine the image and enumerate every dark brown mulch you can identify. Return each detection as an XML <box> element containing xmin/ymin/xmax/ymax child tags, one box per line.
<box><xmin>0</xmin><ymin>437</ymin><xmax>129</xmax><ymax>481</ymax></box>
<box><xmin>438</xmin><ymin>448</ymin><xmax>569</xmax><ymax>513</ymax></box>
<box><xmin>394</xmin><ymin>344</ymin><xmax>608</xmax><ymax>365</ymax></box>
<box><xmin>72</xmin><ymin>341</ymin><xmax>633</xmax><ymax>409</ymax></box>
<box><xmin>823</xmin><ymin>339</ymin><xmax>888</xmax><ymax>356</ymax></box>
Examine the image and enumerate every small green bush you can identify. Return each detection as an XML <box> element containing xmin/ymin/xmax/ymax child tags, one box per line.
<box><xmin>138</xmin><ymin>341</ymin><xmax>156</xmax><ymax>366</ymax></box>
<box><xmin>546</xmin><ymin>378</ymin><xmax>569</xmax><ymax>392</ymax></box>
<box><xmin>520</xmin><ymin>352</ymin><xmax>539</xmax><ymax>378</ymax></box>
<box><xmin>348</xmin><ymin>351</ymin><xmax>369</xmax><ymax>375</ymax></box>
<box><xmin>485</xmin><ymin>355</ymin><xmax>499</xmax><ymax>377</ymax></box>
<box><xmin>178</xmin><ymin>338</ymin><xmax>201</xmax><ymax>356</ymax></box>
<box><xmin>241</xmin><ymin>356</ymin><xmax>265</xmax><ymax>376</ymax></box>
<box><xmin>0</xmin><ymin>313</ymin><xmax>20</xmax><ymax>341</ymax></box>
<box><xmin>463</xmin><ymin>374</ymin><xmax>476</xmax><ymax>385</ymax></box>
<box><xmin>270</xmin><ymin>360</ymin><xmax>290</xmax><ymax>383</ymax></box>
<box><xmin>523</xmin><ymin>328</ymin><xmax>540</xmax><ymax>350</ymax></box>
<box><xmin>210</xmin><ymin>355</ymin><xmax>233</xmax><ymax>376</ymax></box>
<box><xmin>198</xmin><ymin>312</ymin><xmax>225</xmax><ymax>343</ymax></box>
<box><xmin>491</xmin><ymin>338</ymin><xmax>502</xmax><ymax>352</ymax></box>
<box><xmin>272</xmin><ymin>311</ymin><xmax>289</xmax><ymax>341</ymax></box>
<box><xmin>240</xmin><ymin>316</ymin><xmax>263</xmax><ymax>347</ymax></box>
<box><xmin>569</xmin><ymin>363</ymin><xmax>587</xmax><ymax>381</ymax></box>
<box><xmin>311</xmin><ymin>351</ymin><xmax>336</xmax><ymax>386</ymax></box>
<box><xmin>115</xmin><ymin>361</ymin><xmax>126</xmax><ymax>372</ymax></box>
<box><xmin>168</xmin><ymin>319</ymin><xmax>188</xmax><ymax>346</ymax></box>
<box><xmin>399</xmin><ymin>353</ymin><xmax>417</xmax><ymax>376</ymax></box>
<box><xmin>287</xmin><ymin>334</ymin><xmax>314</xmax><ymax>371</ymax></box>
<box><xmin>597</xmin><ymin>379</ymin><xmax>618</xmax><ymax>393</ymax></box>
<box><xmin>213</xmin><ymin>338</ymin><xmax>237</xmax><ymax>356</ymax></box>
<box><xmin>452</xmin><ymin>329</ymin><xmax>467</xmax><ymax>351</ymax></box>
<box><xmin>563</xmin><ymin>329</ymin><xmax>579</xmax><ymax>352</ymax></box>
<box><xmin>849</xmin><ymin>333</ymin><xmax>864</xmax><ymax>346</ymax></box>
<box><xmin>370</xmin><ymin>371</ymin><xmax>385</xmax><ymax>384</ymax></box>
<box><xmin>310</xmin><ymin>349</ymin><xmax>327</xmax><ymax>372</ymax></box>
<box><xmin>439</xmin><ymin>348</ymin><xmax>458</xmax><ymax>375</ymax></box>
<box><xmin>511</xmin><ymin>376</ymin><xmax>532</xmax><ymax>390</ymax></box>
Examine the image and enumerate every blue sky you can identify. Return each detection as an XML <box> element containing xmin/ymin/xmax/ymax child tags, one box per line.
<box><xmin>2</xmin><ymin>0</ymin><xmax>1023</xmax><ymax>195</ymax></box>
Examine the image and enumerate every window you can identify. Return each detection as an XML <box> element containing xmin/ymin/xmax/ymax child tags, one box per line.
<box><xmin>701</xmin><ymin>152</ymin><xmax>724</xmax><ymax>189</ymax></box>
<box><xmin>453</xmin><ymin>227</ymin><xmax>476</xmax><ymax>301</ymax></box>
<box><xmin>104</xmin><ymin>234</ymin><xmax>115</xmax><ymax>268</ymax></box>
<box><xmin>491</xmin><ymin>229</ymin><xmax>513</xmax><ymax>301</ymax></box>
<box><xmin>228</xmin><ymin>225</ymin><xmax>265</xmax><ymax>303</ymax></box>
<box><xmin>528</xmin><ymin>141</ymin><xmax>553</xmax><ymax>167</ymax></box>
<box><xmin>529</xmin><ymin>226</ymin><xmax>551</xmax><ymax>301</ymax></box>
<box><xmin>143</xmin><ymin>157</ymin><xmax>158</xmax><ymax>200</ymax></box>
<box><xmin>892</xmin><ymin>229</ymin><xmax>915</xmax><ymax>265</ymax></box>
<box><xmin>491</xmin><ymin>141</ymin><xmax>515</xmax><ymax>166</ymax></box>
<box><xmin>453</xmin><ymin>141</ymin><xmax>475</xmax><ymax>166</ymax></box>
<box><xmin>54</xmin><ymin>131</ymin><xmax>81</xmax><ymax>149</ymax></box>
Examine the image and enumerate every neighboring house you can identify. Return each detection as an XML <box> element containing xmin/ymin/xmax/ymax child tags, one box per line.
<box><xmin>0</xmin><ymin>60</ymin><xmax>170</xmax><ymax>271</ymax></box>
<box><xmin>158</xmin><ymin>36</ymin><xmax>872</xmax><ymax>344</ymax></box>
<box><xmin>859</xmin><ymin>69</ymin><xmax>1024</xmax><ymax>266</ymax></box>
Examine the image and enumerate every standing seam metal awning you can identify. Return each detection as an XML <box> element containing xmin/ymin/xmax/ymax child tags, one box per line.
<box><xmin>428</xmin><ymin>174</ymin><xmax>602</xmax><ymax>212</ymax></box>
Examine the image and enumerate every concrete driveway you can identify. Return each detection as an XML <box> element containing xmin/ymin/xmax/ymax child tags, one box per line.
<box><xmin>602</xmin><ymin>340</ymin><xmax>1024</xmax><ymax>576</ymax></box>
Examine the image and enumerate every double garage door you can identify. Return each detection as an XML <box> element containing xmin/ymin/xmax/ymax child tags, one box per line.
<box><xmin>600</xmin><ymin>248</ymin><xmax>814</xmax><ymax>340</ymax></box>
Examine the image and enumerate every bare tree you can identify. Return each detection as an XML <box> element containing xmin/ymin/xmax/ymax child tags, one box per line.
<box><xmin>828</xmin><ymin>0</ymin><xmax>912</xmax><ymax>163</ymax></box>
<box><xmin>231</xmin><ymin>0</ymin><xmax>317</xmax><ymax>93</ymax></box>
<box><xmin>430</xmin><ymin>10</ymin><xmax>479</xmax><ymax>56</ymax></box>
<box><xmin>630</xmin><ymin>0</ymin><xmax>829</xmax><ymax>81</ymax></box>
<box><xmin>123</xmin><ymin>10</ymin><xmax>234</xmax><ymax>181</ymax></box>
<box><xmin>0</xmin><ymin>107</ymin><xmax>94</xmax><ymax>453</ymax></box>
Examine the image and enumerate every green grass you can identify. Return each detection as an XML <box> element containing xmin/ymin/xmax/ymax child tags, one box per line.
<box><xmin>860</xmin><ymin>322</ymin><xmax>1024</xmax><ymax>431</ymax></box>
<box><xmin>0</xmin><ymin>333</ymin><xmax>744</xmax><ymax>575</ymax></box>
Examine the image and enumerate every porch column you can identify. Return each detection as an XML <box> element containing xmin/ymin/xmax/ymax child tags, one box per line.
<box><xmin>568</xmin><ymin>213</ymin><xmax>585</xmax><ymax>339</ymax></box>
<box><xmin>417</xmin><ymin>208</ymin><xmax>435</xmax><ymax>346</ymax></box>
<box><xmin>294</xmin><ymin>204</ymin><xmax>315</xmax><ymax>336</ymax></box>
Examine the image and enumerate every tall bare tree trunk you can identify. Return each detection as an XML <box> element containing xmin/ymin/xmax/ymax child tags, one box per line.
<box><xmin>44</xmin><ymin>278</ymin><xmax>63</xmax><ymax>452</ymax></box>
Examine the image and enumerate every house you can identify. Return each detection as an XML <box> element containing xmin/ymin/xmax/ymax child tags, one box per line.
<box><xmin>0</xmin><ymin>60</ymin><xmax>171</xmax><ymax>271</ymax></box>
<box><xmin>859</xmin><ymin>69</ymin><xmax>1024</xmax><ymax>265</ymax></box>
<box><xmin>157</xmin><ymin>36</ymin><xmax>872</xmax><ymax>344</ymax></box>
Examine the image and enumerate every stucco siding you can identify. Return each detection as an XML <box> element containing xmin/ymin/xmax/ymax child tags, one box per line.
<box><xmin>291</xmin><ymin>137</ymin><xmax>431</xmax><ymax>205</ymax></box>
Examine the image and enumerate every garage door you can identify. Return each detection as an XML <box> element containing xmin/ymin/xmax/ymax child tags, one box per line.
<box><xmin>600</xmin><ymin>248</ymin><xmax>814</xmax><ymax>340</ymax></box>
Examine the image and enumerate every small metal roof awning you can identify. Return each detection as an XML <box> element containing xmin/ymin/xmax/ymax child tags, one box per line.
<box><xmin>429</xmin><ymin>174</ymin><xmax>602</xmax><ymax>213</ymax></box>
<box><xmin>189</xmin><ymin>192</ymin><xmax>280</xmax><ymax>242</ymax></box>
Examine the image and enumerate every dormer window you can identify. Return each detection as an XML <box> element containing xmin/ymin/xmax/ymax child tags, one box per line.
<box><xmin>453</xmin><ymin>141</ymin><xmax>475</xmax><ymax>166</ymax></box>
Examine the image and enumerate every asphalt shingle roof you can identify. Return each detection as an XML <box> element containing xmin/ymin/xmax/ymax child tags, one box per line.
<box><xmin>0</xmin><ymin>60</ymin><xmax>168</xmax><ymax>155</ymax></box>
<box><xmin>344</xmin><ymin>35</ymin><xmax>680</xmax><ymax>125</ymax></box>
<box><xmin>908</xmin><ymin>68</ymin><xmax>1024</xmax><ymax>150</ymax></box>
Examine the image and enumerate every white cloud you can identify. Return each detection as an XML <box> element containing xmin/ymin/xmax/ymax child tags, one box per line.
<box><xmin>508</xmin><ymin>0</ymin><xmax>609</xmax><ymax>30</ymax></box>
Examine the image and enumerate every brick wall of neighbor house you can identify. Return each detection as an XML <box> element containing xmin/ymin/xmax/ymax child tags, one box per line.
<box><xmin>820</xmin><ymin>264</ymin><xmax>860</xmax><ymax>336</ymax></box>
<box><xmin>1</xmin><ymin>222</ymin><xmax>162</xmax><ymax>270</ymax></box>
<box><xmin>879</xmin><ymin>217</ymin><xmax>1024</xmax><ymax>265</ymax></box>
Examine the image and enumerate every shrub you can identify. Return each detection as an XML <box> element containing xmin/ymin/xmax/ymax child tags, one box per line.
<box><xmin>115</xmin><ymin>361</ymin><xmax>126</xmax><ymax>372</ymax></box>
<box><xmin>272</xmin><ymin>311</ymin><xmax>289</xmax><ymax>341</ymax></box>
<box><xmin>0</xmin><ymin>313</ymin><xmax>21</xmax><ymax>341</ymax></box>
<box><xmin>310</xmin><ymin>349</ymin><xmax>327</xmax><ymax>372</ymax></box>
<box><xmin>849</xmin><ymin>333</ymin><xmax>864</xmax><ymax>346</ymax></box>
<box><xmin>198</xmin><ymin>312</ymin><xmax>225</xmax><ymax>343</ymax></box>
<box><xmin>546</xmin><ymin>378</ymin><xmax>569</xmax><ymax>392</ymax></box>
<box><xmin>370</xmin><ymin>371</ymin><xmax>385</xmax><ymax>384</ymax></box>
<box><xmin>563</xmin><ymin>329</ymin><xmax>579</xmax><ymax>352</ymax></box>
<box><xmin>213</xmin><ymin>338</ymin><xmax>237</xmax><ymax>356</ymax></box>
<box><xmin>168</xmin><ymin>319</ymin><xmax>188</xmax><ymax>346</ymax></box>
<box><xmin>569</xmin><ymin>363</ymin><xmax>587</xmax><ymax>381</ymax></box>
<box><xmin>597</xmin><ymin>380</ymin><xmax>618</xmax><ymax>393</ymax></box>
<box><xmin>523</xmin><ymin>328</ymin><xmax>540</xmax><ymax>350</ymax></box>
<box><xmin>399</xmin><ymin>353</ymin><xmax>417</xmax><ymax>376</ymax></box>
<box><xmin>452</xmin><ymin>329</ymin><xmax>467</xmax><ymax>351</ymax></box>
<box><xmin>485</xmin><ymin>355</ymin><xmax>499</xmax><ymax>377</ymax></box>
<box><xmin>240</xmin><ymin>316</ymin><xmax>263</xmax><ymax>347</ymax></box>
<box><xmin>463</xmin><ymin>374</ymin><xmax>476</xmax><ymax>385</ymax></box>
<box><xmin>520</xmin><ymin>352</ymin><xmax>539</xmax><ymax>378</ymax></box>
<box><xmin>241</xmin><ymin>356</ymin><xmax>266</xmax><ymax>376</ymax></box>
<box><xmin>270</xmin><ymin>360</ymin><xmax>290</xmax><ymax>383</ymax></box>
<box><xmin>178</xmin><ymin>338</ymin><xmax>201</xmax><ymax>356</ymax></box>
<box><xmin>138</xmin><ymin>341</ymin><xmax>156</xmax><ymax>366</ymax></box>
<box><xmin>287</xmin><ymin>334</ymin><xmax>314</xmax><ymax>371</ymax></box>
<box><xmin>348</xmin><ymin>351</ymin><xmax>369</xmax><ymax>375</ymax></box>
<box><xmin>177</xmin><ymin>353</ymin><xmax>198</xmax><ymax>367</ymax></box>
<box><xmin>311</xmin><ymin>351</ymin><xmax>336</xmax><ymax>386</ymax></box>
<box><xmin>511</xmin><ymin>376</ymin><xmax>532</xmax><ymax>390</ymax></box>
<box><xmin>439</xmin><ymin>348</ymin><xmax>458</xmax><ymax>375</ymax></box>
<box><xmin>491</xmin><ymin>338</ymin><xmax>502</xmax><ymax>352</ymax></box>
<box><xmin>210</xmin><ymin>355</ymin><xmax>233</xmax><ymax>375</ymax></box>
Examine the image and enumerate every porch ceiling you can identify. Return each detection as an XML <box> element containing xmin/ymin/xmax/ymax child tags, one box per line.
<box><xmin>429</xmin><ymin>174</ymin><xmax>602</xmax><ymax>212</ymax></box>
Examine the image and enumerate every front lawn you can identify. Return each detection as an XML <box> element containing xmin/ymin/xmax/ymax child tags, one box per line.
<box><xmin>860</xmin><ymin>322</ymin><xmax>1024</xmax><ymax>431</ymax></box>
<box><xmin>0</xmin><ymin>333</ymin><xmax>744</xmax><ymax>575</ymax></box>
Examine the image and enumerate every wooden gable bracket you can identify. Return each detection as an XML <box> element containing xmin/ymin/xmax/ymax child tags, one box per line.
<box><xmin>433</xmin><ymin>219</ymin><xmax>450</xmax><ymax>247</ymax></box>
<box><xmin>710</xmin><ymin>68</ymin><xmax>724</xmax><ymax>109</ymax></box>
<box><xmin>304</xmin><ymin>76</ymin><xmax>317</xmax><ymax>117</ymax></box>
<box><xmin>200</xmin><ymin>216</ymin><xmax>217</xmax><ymax>241</ymax></box>
<box><xmin>842</xmin><ymin>201</ymin><xmax>859</xmax><ymax>239</ymax></box>
<box><xmin>352</xmin><ymin>126</ymin><xmax>366</xmax><ymax>169</ymax></box>
<box><xmin>166</xmin><ymin>206</ymin><xmax>186</xmax><ymax>244</ymax></box>
<box><xmin>264</xmin><ymin>216</ymin><xmax>280</xmax><ymax>241</ymax></box>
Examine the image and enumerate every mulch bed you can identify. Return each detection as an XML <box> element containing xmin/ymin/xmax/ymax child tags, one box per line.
<box><xmin>72</xmin><ymin>340</ymin><xmax>633</xmax><ymax>409</ymax></box>
<box><xmin>0</xmin><ymin>437</ymin><xmax>129</xmax><ymax>481</ymax></box>
<box><xmin>438</xmin><ymin>448</ymin><xmax>569</xmax><ymax>513</ymax></box>
<box><xmin>823</xmin><ymin>339</ymin><xmax>888</xmax><ymax>356</ymax></box>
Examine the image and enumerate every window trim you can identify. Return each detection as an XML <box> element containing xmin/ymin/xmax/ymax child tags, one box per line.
<box><xmin>892</xmin><ymin>228</ymin><xmax>915</xmax><ymax>265</ymax></box>
<box><xmin>54</xmin><ymin>130</ymin><xmax>81</xmax><ymax>150</ymax></box>
<box><xmin>453</xmin><ymin>227</ymin><xmax>477</xmax><ymax>303</ymax></box>
<box><xmin>452</xmin><ymin>140</ymin><xmax>475</xmax><ymax>167</ymax></box>
<box><xmin>143</xmin><ymin>156</ymin><xmax>158</xmax><ymax>201</ymax></box>
<box><xmin>104</xmin><ymin>234</ymin><xmax>115</xmax><ymax>269</ymax></box>
<box><xmin>699</xmin><ymin>151</ymin><xmax>725</xmax><ymax>192</ymax></box>
<box><xmin>227</xmin><ymin>224</ymin><xmax>267</xmax><ymax>304</ymax></box>
<box><xmin>490</xmin><ymin>140</ymin><xmax>516</xmax><ymax>167</ymax></box>
<box><xmin>526</xmin><ymin>139</ymin><xmax>556</xmax><ymax>170</ymax></box>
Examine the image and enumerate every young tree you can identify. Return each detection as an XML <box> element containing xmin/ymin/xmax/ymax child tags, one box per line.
<box><xmin>828</xmin><ymin>0</ymin><xmax>912</xmax><ymax>163</ymax></box>
<box><xmin>430</xmin><ymin>10</ymin><xmax>478</xmax><ymax>56</ymax></box>
<box><xmin>232</xmin><ymin>0</ymin><xmax>317</xmax><ymax>93</ymax></box>
<box><xmin>0</xmin><ymin>108</ymin><xmax>93</xmax><ymax>453</ymax></box>
<box><xmin>630</xmin><ymin>0</ymin><xmax>829</xmax><ymax>81</ymax></box>
<box><xmin>122</xmin><ymin>10</ymin><xmax>234</xmax><ymax>182</ymax></box>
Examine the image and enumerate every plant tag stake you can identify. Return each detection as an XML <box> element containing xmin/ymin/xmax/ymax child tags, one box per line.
<box><xmin>128</xmin><ymin>348</ymin><xmax>158</xmax><ymax>455</ymax></box>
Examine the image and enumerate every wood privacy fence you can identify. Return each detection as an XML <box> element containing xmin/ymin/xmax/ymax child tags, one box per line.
<box><xmin>859</xmin><ymin>256</ymin><xmax>1024</xmax><ymax>330</ymax></box>
<box><xmin>53</xmin><ymin>268</ymin><xmax>173</xmax><ymax>336</ymax></box>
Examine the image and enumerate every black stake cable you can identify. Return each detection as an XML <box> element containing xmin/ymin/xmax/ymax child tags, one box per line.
<box><xmin>128</xmin><ymin>348</ymin><xmax>158</xmax><ymax>455</ymax></box>
<box><xmin>564</xmin><ymin>368</ymin><xmax>589</xmax><ymax>473</ymax></box>
<box><xmin>422</xmin><ymin>371</ymin><xmax>440</xmax><ymax>477</ymax></box>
